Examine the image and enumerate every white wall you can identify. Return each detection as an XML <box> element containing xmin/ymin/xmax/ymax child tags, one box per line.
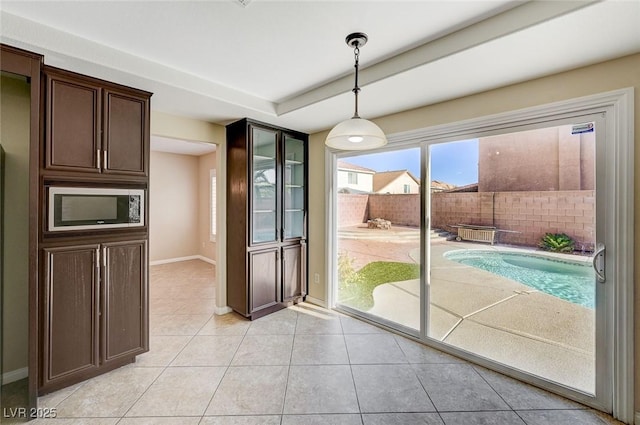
<box><xmin>337</xmin><ymin>169</ymin><xmax>374</xmax><ymax>192</ymax></box>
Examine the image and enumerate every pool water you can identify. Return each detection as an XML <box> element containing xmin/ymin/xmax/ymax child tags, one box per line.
<box><xmin>444</xmin><ymin>250</ymin><xmax>595</xmax><ymax>308</ymax></box>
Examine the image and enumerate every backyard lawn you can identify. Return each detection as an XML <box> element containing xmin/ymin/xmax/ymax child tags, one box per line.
<box><xmin>337</xmin><ymin>257</ymin><xmax>420</xmax><ymax>310</ymax></box>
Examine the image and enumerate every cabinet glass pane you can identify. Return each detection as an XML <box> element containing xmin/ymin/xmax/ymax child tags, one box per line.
<box><xmin>252</xmin><ymin>128</ymin><xmax>277</xmax><ymax>243</ymax></box>
<box><xmin>284</xmin><ymin>135</ymin><xmax>305</xmax><ymax>239</ymax></box>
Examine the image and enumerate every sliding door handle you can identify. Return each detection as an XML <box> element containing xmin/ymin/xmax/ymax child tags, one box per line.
<box><xmin>592</xmin><ymin>243</ymin><xmax>605</xmax><ymax>283</ymax></box>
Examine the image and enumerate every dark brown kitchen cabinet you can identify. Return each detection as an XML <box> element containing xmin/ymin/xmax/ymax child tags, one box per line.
<box><xmin>102</xmin><ymin>88</ymin><xmax>149</xmax><ymax>176</ymax></box>
<box><xmin>249</xmin><ymin>247</ymin><xmax>280</xmax><ymax>314</ymax></box>
<box><xmin>226</xmin><ymin>118</ymin><xmax>307</xmax><ymax>319</ymax></box>
<box><xmin>283</xmin><ymin>242</ymin><xmax>306</xmax><ymax>302</ymax></box>
<box><xmin>42</xmin><ymin>244</ymin><xmax>100</xmax><ymax>390</ymax></box>
<box><xmin>40</xmin><ymin>240</ymin><xmax>148</xmax><ymax>393</ymax></box>
<box><xmin>44</xmin><ymin>67</ymin><xmax>150</xmax><ymax>177</ymax></box>
<box><xmin>45</xmin><ymin>73</ymin><xmax>101</xmax><ymax>173</ymax></box>
<box><xmin>102</xmin><ymin>240</ymin><xmax>148</xmax><ymax>365</ymax></box>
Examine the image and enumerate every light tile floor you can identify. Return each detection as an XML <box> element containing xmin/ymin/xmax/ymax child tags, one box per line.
<box><xmin>32</xmin><ymin>260</ymin><xmax>624</xmax><ymax>425</ymax></box>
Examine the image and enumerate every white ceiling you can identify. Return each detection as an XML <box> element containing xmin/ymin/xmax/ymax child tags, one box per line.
<box><xmin>2</xmin><ymin>0</ymin><xmax>639</xmax><ymax>138</ymax></box>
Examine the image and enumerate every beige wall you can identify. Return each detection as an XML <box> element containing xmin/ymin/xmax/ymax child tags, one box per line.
<box><xmin>151</xmin><ymin>111</ymin><xmax>224</xmax><ymax>145</ymax></box>
<box><xmin>198</xmin><ymin>151</ymin><xmax>217</xmax><ymax>262</ymax></box>
<box><xmin>0</xmin><ymin>74</ymin><xmax>30</xmax><ymax>377</ymax></box>
<box><xmin>479</xmin><ymin>125</ymin><xmax>595</xmax><ymax>192</ymax></box>
<box><xmin>149</xmin><ymin>150</ymin><xmax>218</xmax><ymax>263</ymax></box>
<box><xmin>308</xmin><ymin>53</ymin><xmax>639</xmax><ymax>411</ymax></box>
<box><xmin>149</xmin><ymin>151</ymin><xmax>200</xmax><ymax>262</ymax></box>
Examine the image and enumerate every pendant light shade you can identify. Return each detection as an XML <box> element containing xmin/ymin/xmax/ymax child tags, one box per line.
<box><xmin>325</xmin><ymin>32</ymin><xmax>387</xmax><ymax>151</ymax></box>
<box><xmin>325</xmin><ymin>117</ymin><xmax>387</xmax><ymax>150</ymax></box>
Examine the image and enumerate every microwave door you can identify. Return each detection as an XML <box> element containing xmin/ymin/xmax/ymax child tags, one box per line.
<box><xmin>48</xmin><ymin>187</ymin><xmax>145</xmax><ymax>231</ymax></box>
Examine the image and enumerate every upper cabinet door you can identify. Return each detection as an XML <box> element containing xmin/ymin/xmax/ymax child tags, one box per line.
<box><xmin>251</xmin><ymin>126</ymin><xmax>279</xmax><ymax>245</ymax></box>
<box><xmin>283</xmin><ymin>134</ymin><xmax>306</xmax><ymax>240</ymax></box>
<box><xmin>44</xmin><ymin>67</ymin><xmax>151</xmax><ymax>179</ymax></box>
<box><xmin>103</xmin><ymin>88</ymin><xmax>149</xmax><ymax>176</ymax></box>
<box><xmin>46</xmin><ymin>73</ymin><xmax>101</xmax><ymax>173</ymax></box>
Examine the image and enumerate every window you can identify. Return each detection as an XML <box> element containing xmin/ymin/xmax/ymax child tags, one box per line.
<box><xmin>210</xmin><ymin>169</ymin><xmax>216</xmax><ymax>241</ymax></box>
<box><xmin>347</xmin><ymin>172</ymin><xmax>358</xmax><ymax>184</ymax></box>
<box><xmin>403</xmin><ymin>184</ymin><xmax>411</xmax><ymax>194</ymax></box>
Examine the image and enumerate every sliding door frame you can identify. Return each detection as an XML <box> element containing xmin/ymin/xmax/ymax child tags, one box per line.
<box><xmin>326</xmin><ymin>87</ymin><xmax>634</xmax><ymax>423</ymax></box>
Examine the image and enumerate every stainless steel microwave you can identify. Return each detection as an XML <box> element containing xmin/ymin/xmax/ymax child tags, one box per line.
<box><xmin>48</xmin><ymin>187</ymin><xmax>144</xmax><ymax>232</ymax></box>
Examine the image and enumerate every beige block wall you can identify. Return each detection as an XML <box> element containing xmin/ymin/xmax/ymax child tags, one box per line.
<box><xmin>308</xmin><ymin>53</ymin><xmax>639</xmax><ymax>411</ymax></box>
<box><xmin>368</xmin><ymin>194</ymin><xmax>421</xmax><ymax>227</ymax></box>
<box><xmin>0</xmin><ymin>75</ymin><xmax>30</xmax><ymax>376</ymax></box>
<box><xmin>431</xmin><ymin>190</ymin><xmax>595</xmax><ymax>248</ymax></box>
<box><xmin>149</xmin><ymin>151</ymin><xmax>200</xmax><ymax>262</ymax></box>
<box><xmin>337</xmin><ymin>193</ymin><xmax>369</xmax><ymax>227</ymax></box>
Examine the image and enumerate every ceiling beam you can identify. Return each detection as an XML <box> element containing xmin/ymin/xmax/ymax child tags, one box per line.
<box><xmin>276</xmin><ymin>0</ymin><xmax>599</xmax><ymax>116</ymax></box>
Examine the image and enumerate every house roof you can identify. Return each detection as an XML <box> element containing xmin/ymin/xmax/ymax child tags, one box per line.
<box><xmin>444</xmin><ymin>183</ymin><xmax>479</xmax><ymax>193</ymax></box>
<box><xmin>373</xmin><ymin>170</ymin><xmax>419</xmax><ymax>193</ymax></box>
<box><xmin>337</xmin><ymin>160</ymin><xmax>376</xmax><ymax>174</ymax></box>
<box><xmin>431</xmin><ymin>180</ymin><xmax>457</xmax><ymax>192</ymax></box>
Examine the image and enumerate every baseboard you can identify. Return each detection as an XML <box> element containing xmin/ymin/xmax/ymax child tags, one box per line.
<box><xmin>304</xmin><ymin>296</ymin><xmax>327</xmax><ymax>308</ymax></box>
<box><xmin>197</xmin><ymin>255</ymin><xmax>216</xmax><ymax>265</ymax></box>
<box><xmin>214</xmin><ymin>305</ymin><xmax>233</xmax><ymax>315</ymax></box>
<box><xmin>2</xmin><ymin>367</ymin><xmax>28</xmax><ymax>385</ymax></box>
<box><xmin>150</xmin><ymin>255</ymin><xmax>216</xmax><ymax>266</ymax></box>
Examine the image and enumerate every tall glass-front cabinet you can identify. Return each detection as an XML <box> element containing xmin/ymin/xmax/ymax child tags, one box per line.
<box><xmin>226</xmin><ymin>119</ymin><xmax>307</xmax><ymax>319</ymax></box>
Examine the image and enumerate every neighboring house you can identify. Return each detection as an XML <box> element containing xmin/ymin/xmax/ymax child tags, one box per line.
<box><xmin>431</xmin><ymin>180</ymin><xmax>458</xmax><ymax>193</ymax></box>
<box><xmin>373</xmin><ymin>170</ymin><xmax>420</xmax><ymax>194</ymax></box>
<box><xmin>336</xmin><ymin>160</ymin><xmax>375</xmax><ymax>193</ymax></box>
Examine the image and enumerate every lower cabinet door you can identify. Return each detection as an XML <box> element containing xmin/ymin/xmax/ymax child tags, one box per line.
<box><xmin>282</xmin><ymin>242</ymin><xmax>306</xmax><ymax>301</ymax></box>
<box><xmin>42</xmin><ymin>244</ymin><xmax>100</xmax><ymax>388</ymax></box>
<box><xmin>102</xmin><ymin>240</ymin><xmax>148</xmax><ymax>365</ymax></box>
<box><xmin>249</xmin><ymin>247</ymin><xmax>280</xmax><ymax>314</ymax></box>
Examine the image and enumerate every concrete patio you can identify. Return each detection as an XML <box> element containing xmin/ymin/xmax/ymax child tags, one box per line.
<box><xmin>338</xmin><ymin>225</ymin><xmax>595</xmax><ymax>394</ymax></box>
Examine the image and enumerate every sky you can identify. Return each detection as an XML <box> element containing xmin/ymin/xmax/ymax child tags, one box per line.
<box><xmin>343</xmin><ymin>138</ymin><xmax>479</xmax><ymax>187</ymax></box>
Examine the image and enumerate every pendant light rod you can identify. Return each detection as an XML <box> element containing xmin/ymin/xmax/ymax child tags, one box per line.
<box><xmin>352</xmin><ymin>44</ymin><xmax>360</xmax><ymax>118</ymax></box>
<box><xmin>346</xmin><ymin>32</ymin><xmax>367</xmax><ymax>119</ymax></box>
<box><xmin>325</xmin><ymin>32</ymin><xmax>387</xmax><ymax>151</ymax></box>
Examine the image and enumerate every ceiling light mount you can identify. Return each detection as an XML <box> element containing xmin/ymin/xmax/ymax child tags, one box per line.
<box><xmin>326</xmin><ymin>32</ymin><xmax>387</xmax><ymax>151</ymax></box>
<box><xmin>345</xmin><ymin>32</ymin><xmax>368</xmax><ymax>49</ymax></box>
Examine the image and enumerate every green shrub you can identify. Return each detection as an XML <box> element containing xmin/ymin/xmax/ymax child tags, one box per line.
<box><xmin>337</xmin><ymin>251</ymin><xmax>363</xmax><ymax>289</ymax></box>
<box><xmin>539</xmin><ymin>233</ymin><xmax>575</xmax><ymax>253</ymax></box>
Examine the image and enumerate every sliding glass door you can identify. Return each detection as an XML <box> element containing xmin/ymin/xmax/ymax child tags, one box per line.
<box><xmin>334</xmin><ymin>148</ymin><xmax>421</xmax><ymax>334</ymax></box>
<box><xmin>331</xmin><ymin>110</ymin><xmax>618</xmax><ymax>413</ymax></box>
<box><xmin>426</xmin><ymin>119</ymin><xmax>603</xmax><ymax>398</ymax></box>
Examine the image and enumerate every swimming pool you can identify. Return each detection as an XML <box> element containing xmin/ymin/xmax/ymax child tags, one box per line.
<box><xmin>443</xmin><ymin>250</ymin><xmax>595</xmax><ymax>308</ymax></box>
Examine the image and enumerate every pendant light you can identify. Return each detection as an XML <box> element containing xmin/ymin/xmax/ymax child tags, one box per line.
<box><xmin>325</xmin><ymin>32</ymin><xmax>387</xmax><ymax>150</ymax></box>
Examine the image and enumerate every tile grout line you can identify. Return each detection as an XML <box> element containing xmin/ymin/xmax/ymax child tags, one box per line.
<box><xmin>122</xmin><ymin>264</ymin><xmax>216</xmax><ymax>421</ymax></box>
<box><xmin>280</xmin><ymin>311</ymin><xmax>300</xmax><ymax>423</ymax></box>
<box><xmin>200</xmin><ymin>311</ymin><xmax>251</xmax><ymax>419</ymax></box>
<box><xmin>119</xmin><ymin>287</ymin><xmax>213</xmax><ymax>420</ymax></box>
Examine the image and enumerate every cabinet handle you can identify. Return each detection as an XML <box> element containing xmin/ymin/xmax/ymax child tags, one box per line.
<box><xmin>102</xmin><ymin>247</ymin><xmax>107</xmax><ymax>268</ymax></box>
<box><xmin>97</xmin><ymin>149</ymin><xmax>101</xmax><ymax>169</ymax></box>
<box><xmin>96</xmin><ymin>248</ymin><xmax>100</xmax><ymax>269</ymax></box>
<box><xmin>103</xmin><ymin>150</ymin><xmax>108</xmax><ymax>170</ymax></box>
